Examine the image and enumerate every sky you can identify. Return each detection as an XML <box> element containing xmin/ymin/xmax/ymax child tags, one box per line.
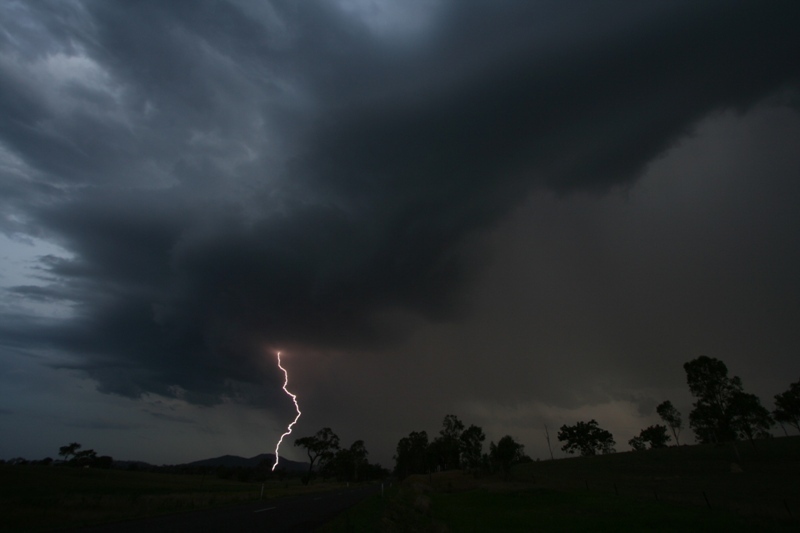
<box><xmin>1</xmin><ymin>0</ymin><xmax>800</xmax><ymax>467</ymax></box>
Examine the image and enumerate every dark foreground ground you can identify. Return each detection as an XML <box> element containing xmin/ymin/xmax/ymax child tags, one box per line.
<box><xmin>74</xmin><ymin>484</ymin><xmax>379</xmax><ymax>533</ymax></box>
<box><xmin>322</xmin><ymin>437</ymin><xmax>800</xmax><ymax>532</ymax></box>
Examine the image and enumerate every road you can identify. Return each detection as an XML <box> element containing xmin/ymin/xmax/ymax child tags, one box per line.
<box><xmin>75</xmin><ymin>484</ymin><xmax>380</xmax><ymax>532</ymax></box>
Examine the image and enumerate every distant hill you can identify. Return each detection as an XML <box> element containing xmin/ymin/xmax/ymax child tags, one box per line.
<box><xmin>113</xmin><ymin>459</ymin><xmax>155</xmax><ymax>470</ymax></box>
<box><xmin>183</xmin><ymin>453</ymin><xmax>308</xmax><ymax>472</ymax></box>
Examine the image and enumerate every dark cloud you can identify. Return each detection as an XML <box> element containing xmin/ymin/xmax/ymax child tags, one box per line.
<box><xmin>66</xmin><ymin>419</ymin><xmax>142</xmax><ymax>431</ymax></box>
<box><xmin>142</xmin><ymin>409</ymin><xmax>196</xmax><ymax>424</ymax></box>
<box><xmin>7</xmin><ymin>285</ymin><xmax>69</xmax><ymax>302</ymax></box>
<box><xmin>1</xmin><ymin>0</ymin><xmax>799</xmax><ymax>427</ymax></box>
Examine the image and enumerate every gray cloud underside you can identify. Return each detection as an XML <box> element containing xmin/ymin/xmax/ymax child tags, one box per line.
<box><xmin>1</xmin><ymin>0</ymin><xmax>799</xmax><ymax>406</ymax></box>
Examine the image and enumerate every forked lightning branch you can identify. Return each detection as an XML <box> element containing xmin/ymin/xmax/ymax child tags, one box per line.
<box><xmin>272</xmin><ymin>351</ymin><xmax>301</xmax><ymax>471</ymax></box>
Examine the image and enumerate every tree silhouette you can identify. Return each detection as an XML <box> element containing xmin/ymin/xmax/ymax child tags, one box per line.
<box><xmin>656</xmin><ymin>400</ymin><xmax>683</xmax><ymax>445</ymax></box>
<box><xmin>773</xmin><ymin>379</ymin><xmax>800</xmax><ymax>433</ymax></box>
<box><xmin>459</xmin><ymin>424</ymin><xmax>486</xmax><ymax>472</ymax></box>
<box><xmin>431</xmin><ymin>414</ymin><xmax>464</xmax><ymax>471</ymax></box>
<box><xmin>629</xmin><ymin>425</ymin><xmax>670</xmax><ymax>450</ymax></box>
<box><xmin>641</xmin><ymin>425</ymin><xmax>670</xmax><ymax>448</ymax></box>
<box><xmin>684</xmin><ymin>356</ymin><xmax>743</xmax><ymax>443</ymax></box>
<box><xmin>74</xmin><ymin>448</ymin><xmax>98</xmax><ymax>466</ymax></box>
<box><xmin>729</xmin><ymin>391</ymin><xmax>774</xmax><ymax>446</ymax></box>
<box><xmin>489</xmin><ymin>435</ymin><xmax>525</xmax><ymax>475</ymax></box>
<box><xmin>324</xmin><ymin>439</ymin><xmax>369</xmax><ymax>482</ymax></box>
<box><xmin>295</xmin><ymin>427</ymin><xmax>340</xmax><ymax>484</ymax></box>
<box><xmin>393</xmin><ymin>430</ymin><xmax>429</xmax><ymax>479</ymax></box>
<box><xmin>558</xmin><ymin>420</ymin><xmax>615</xmax><ymax>456</ymax></box>
<box><xmin>628</xmin><ymin>435</ymin><xmax>646</xmax><ymax>451</ymax></box>
<box><xmin>57</xmin><ymin>443</ymin><xmax>104</xmax><ymax>467</ymax></box>
<box><xmin>58</xmin><ymin>442</ymin><xmax>81</xmax><ymax>462</ymax></box>
<box><xmin>348</xmin><ymin>440</ymin><xmax>369</xmax><ymax>481</ymax></box>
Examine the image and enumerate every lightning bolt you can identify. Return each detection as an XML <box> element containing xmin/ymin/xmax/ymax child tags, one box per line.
<box><xmin>272</xmin><ymin>351</ymin><xmax>301</xmax><ymax>471</ymax></box>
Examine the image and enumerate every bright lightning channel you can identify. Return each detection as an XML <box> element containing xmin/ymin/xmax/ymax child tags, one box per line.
<box><xmin>272</xmin><ymin>351</ymin><xmax>301</xmax><ymax>471</ymax></box>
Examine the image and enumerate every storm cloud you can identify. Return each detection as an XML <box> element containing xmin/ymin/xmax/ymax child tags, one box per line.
<box><xmin>2</xmin><ymin>1</ymin><xmax>800</xmax><ymax>463</ymax></box>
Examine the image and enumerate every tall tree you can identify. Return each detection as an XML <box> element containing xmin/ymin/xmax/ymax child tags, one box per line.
<box><xmin>729</xmin><ymin>392</ymin><xmax>774</xmax><ymax>446</ymax></box>
<box><xmin>628</xmin><ymin>435</ymin><xmax>647</xmax><ymax>451</ymax></box>
<box><xmin>435</xmin><ymin>414</ymin><xmax>465</xmax><ymax>470</ymax></box>
<box><xmin>489</xmin><ymin>435</ymin><xmax>525</xmax><ymax>475</ymax></box>
<box><xmin>295</xmin><ymin>427</ymin><xmax>340</xmax><ymax>484</ymax></box>
<box><xmin>656</xmin><ymin>400</ymin><xmax>683</xmax><ymax>445</ymax></box>
<box><xmin>558</xmin><ymin>420</ymin><xmax>615</xmax><ymax>456</ymax></box>
<box><xmin>74</xmin><ymin>448</ymin><xmax>98</xmax><ymax>466</ymax></box>
<box><xmin>325</xmin><ymin>440</ymin><xmax>369</xmax><ymax>482</ymax></box>
<box><xmin>459</xmin><ymin>424</ymin><xmax>486</xmax><ymax>471</ymax></box>
<box><xmin>640</xmin><ymin>425</ymin><xmax>670</xmax><ymax>448</ymax></box>
<box><xmin>773</xmin><ymin>379</ymin><xmax>800</xmax><ymax>432</ymax></box>
<box><xmin>393</xmin><ymin>430</ymin><xmax>429</xmax><ymax>479</ymax></box>
<box><xmin>684</xmin><ymin>356</ymin><xmax>743</xmax><ymax>443</ymax></box>
<box><xmin>348</xmin><ymin>440</ymin><xmax>369</xmax><ymax>481</ymax></box>
<box><xmin>58</xmin><ymin>442</ymin><xmax>81</xmax><ymax>462</ymax></box>
<box><xmin>629</xmin><ymin>425</ymin><xmax>671</xmax><ymax>450</ymax></box>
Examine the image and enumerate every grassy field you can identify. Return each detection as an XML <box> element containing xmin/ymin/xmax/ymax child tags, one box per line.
<box><xmin>321</xmin><ymin>436</ymin><xmax>800</xmax><ymax>532</ymax></box>
<box><xmin>0</xmin><ymin>465</ymin><xmax>337</xmax><ymax>531</ymax></box>
<box><xmin>320</xmin><ymin>482</ymin><xmax>789</xmax><ymax>532</ymax></box>
<box><xmin>512</xmin><ymin>435</ymin><xmax>800</xmax><ymax>520</ymax></box>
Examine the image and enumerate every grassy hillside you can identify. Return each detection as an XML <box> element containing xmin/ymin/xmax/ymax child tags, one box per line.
<box><xmin>512</xmin><ymin>435</ymin><xmax>800</xmax><ymax>520</ymax></box>
<box><xmin>321</xmin><ymin>436</ymin><xmax>800</xmax><ymax>531</ymax></box>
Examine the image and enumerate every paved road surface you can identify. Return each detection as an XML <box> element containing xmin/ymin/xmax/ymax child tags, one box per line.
<box><xmin>75</xmin><ymin>484</ymin><xmax>380</xmax><ymax>532</ymax></box>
